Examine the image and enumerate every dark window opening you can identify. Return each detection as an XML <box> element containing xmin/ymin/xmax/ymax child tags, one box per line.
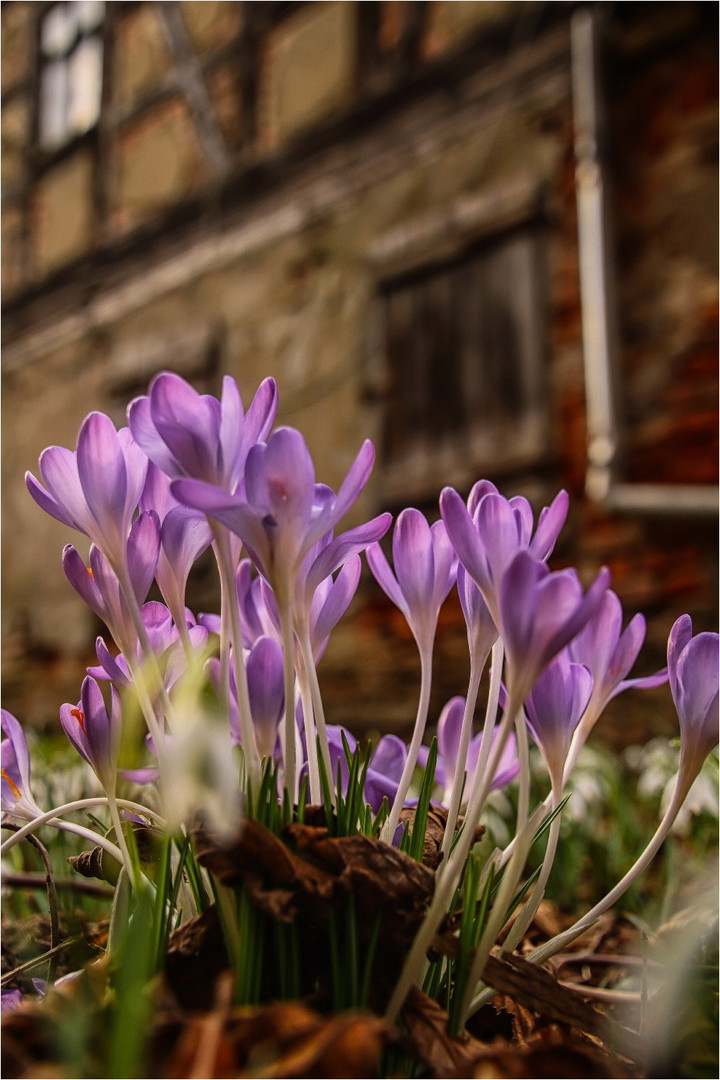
<box><xmin>379</xmin><ymin>225</ymin><xmax>549</xmax><ymax>500</ymax></box>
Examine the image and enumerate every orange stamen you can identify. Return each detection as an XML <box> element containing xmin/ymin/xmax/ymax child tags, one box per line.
<box><xmin>70</xmin><ymin>707</ymin><xmax>86</xmax><ymax>733</ymax></box>
<box><xmin>1</xmin><ymin>768</ymin><xmax>21</xmax><ymax>799</ymax></box>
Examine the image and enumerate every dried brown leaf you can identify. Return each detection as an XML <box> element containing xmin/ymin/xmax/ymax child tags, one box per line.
<box><xmin>165</xmin><ymin>906</ymin><xmax>231</xmax><ymax>1011</ymax></box>
<box><xmin>401</xmin><ymin>985</ymin><xmax>488</xmax><ymax>1078</ymax></box>
<box><xmin>163</xmin><ymin>999</ymin><xmax>388</xmax><ymax>1079</ymax></box>
<box><xmin>481</xmin><ymin>952</ymin><xmax>644</xmax><ymax>1063</ymax></box>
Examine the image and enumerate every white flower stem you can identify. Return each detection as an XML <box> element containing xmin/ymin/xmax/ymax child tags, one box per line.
<box><xmin>213</xmin><ymin>527</ymin><xmax>260</xmax><ymax>787</ymax></box>
<box><xmin>501</xmin><ymin>780</ymin><xmax>563</xmax><ymax>956</ymax></box>
<box><xmin>295</xmin><ymin>642</ymin><xmax>321</xmax><ymax>805</ymax></box>
<box><xmin>380</xmin><ymin>644</ymin><xmax>433</xmax><ymax>845</ymax></box>
<box><xmin>460</xmin><ymin>802</ymin><xmax>545</xmax><ymax>1023</ymax></box>
<box><xmin>528</xmin><ymin>777</ymin><xmax>686</xmax><ymax>967</ymax></box>
<box><xmin>1</xmin><ymin>797</ymin><xmax>165</xmax><ymax>857</ymax></box>
<box><xmin>385</xmin><ymin>696</ymin><xmax>518</xmax><ymax>1026</ymax></box>
<box><xmin>514</xmin><ymin>708</ymin><xmax>531</xmax><ymax>837</ymax></box>
<box><xmin>440</xmin><ymin>654</ymin><xmax>484</xmax><ymax>862</ymax></box>
<box><xmin>439</xmin><ymin>639</ymin><xmax>505</xmax><ymax>877</ymax></box>
<box><xmin>278</xmin><ymin>598</ymin><xmax>298</xmax><ymax>803</ymax></box>
<box><xmin>297</xmin><ymin>625</ymin><xmax>333</xmax><ymax>806</ymax></box>
<box><xmin>115</xmin><ymin>562</ymin><xmax>177</xmax><ymax>738</ymax></box>
<box><xmin>106</xmin><ymin>790</ymin><xmax>139</xmax><ymax>890</ymax></box>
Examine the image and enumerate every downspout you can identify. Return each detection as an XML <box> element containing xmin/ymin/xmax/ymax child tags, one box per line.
<box><xmin>571</xmin><ymin>5</ymin><xmax>718</xmax><ymax>516</ymax></box>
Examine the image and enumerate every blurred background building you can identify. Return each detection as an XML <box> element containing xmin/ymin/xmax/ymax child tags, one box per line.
<box><xmin>2</xmin><ymin>1</ymin><xmax>718</xmax><ymax>740</ymax></box>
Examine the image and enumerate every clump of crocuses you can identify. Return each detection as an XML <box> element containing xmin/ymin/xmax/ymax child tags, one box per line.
<box><xmin>3</xmin><ymin>369</ymin><xmax>717</xmax><ymax>1039</ymax></box>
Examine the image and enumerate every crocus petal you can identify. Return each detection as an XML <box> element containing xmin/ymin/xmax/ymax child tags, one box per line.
<box><xmin>437</xmin><ymin>697</ymin><xmax>465</xmax><ymax>772</ymax></box>
<box><xmin>218</xmin><ymin>375</ymin><xmax>244</xmax><ymax>489</ymax></box>
<box><xmin>304</xmin><ymin>514</ymin><xmax>392</xmax><ymax>599</ymax></box>
<box><xmin>1</xmin><ymin>710</ymin><xmax>32</xmax><ymax>796</ymax></box>
<box><xmin>363</xmin><ymin>735</ymin><xmax>408</xmax><ymax>812</ymax></box>
<box><xmin>457</xmin><ymin>565</ymin><xmax>498</xmax><ymax>659</ymax></box>
<box><xmin>172</xmin><ymin>478</ymin><xmax>271</xmax><ymax>574</ymax></box>
<box><xmin>127</xmin><ymin>395</ymin><xmax>179</xmax><ymax>477</ymax></box>
<box><xmin>156</xmin><ymin>506</ymin><xmax>212</xmax><ymax>611</ymax></box>
<box><xmin>38</xmin><ymin>446</ymin><xmax>93</xmax><ymax>533</ymax></box>
<box><xmin>150</xmin><ymin>374</ymin><xmax>221</xmax><ymax>482</ymax></box>
<box><xmin>318</xmin><ymin>440</ymin><xmax>376</xmax><ymax>540</ymax></box>
<box><xmin>62</xmin><ymin>545</ymin><xmax>104</xmax><ymax>618</ymax></box>
<box><xmin>393</xmin><ymin>510</ymin><xmax>435</xmax><ymax>617</ymax></box>
<box><xmin>311</xmin><ymin>556</ymin><xmax>362</xmax><ymax>656</ymax></box>
<box><xmin>476</xmin><ymin>493</ymin><xmax>525</xmax><ymax>592</ymax></box>
<box><xmin>246</xmin><ymin>636</ymin><xmax>285</xmax><ymax>757</ymax></box>
<box><xmin>239</xmin><ymin>377</ymin><xmax>278</xmax><ymax>462</ymax></box>
<box><xmin>93</xmin><ymin>636</ymin><xmax>131</xmax><ymax>686</ymax></box>
<box><xmin>530</xmin><ymin>489</ymin><xmax>569</xmax><ymax>560</ymax></box>
<box><xmin>525</xmin><ymin>656</ymin><xmax>593</xmax><ymax>780</ymax></box>
<box><xmin>440</xmin><ymin>487</ymin><xmax>490</xmax><ymax>600</ymax></box>
<box><xmin>467</xmin><ymin>479</ymin><xmax>498</xmax><ymax>516</ymax></box>
<box><xmin>673</xmin><ymin>630</ymin><xmax>719</xmax><ymax>748</ymax></box>
<box><xmin>117</xmin><ymin>427</ymin><xmax>149</xmax><ymax>521</ymax></box>
<box><xmin>126</xmin><ymin>511</ymin><xmax>161</xmax><ymax>605</ymax></box>
<box><xmin>76</xmin><ymin>412</ymin><xmax>129</xmax><ymax>552</ymax></box>
<box><xmin>25</xmin><ymin>469</ymin><xmax>78</xmax><ymax>529</ymax></box>
<box><xmin>365</xmin><ymin>541</ymin><xmax>408</xmax><ymax>616</ymax></box>
<box><xmin>667</xmin><ymin>614</ymin><xmax>694</xmax><ymax>706</ymax></box>
<box><xmin>369</xmin><ymin>734</ymin><xmax>407</xmax><ymax>783</ymax></box>
<box><xmin>165</xmin><ymin>625</ymin><xmax>208</xmax><ymax>690</ymax></box>
<box><xmin>500</xmin><ymin>551</ymin><xmax>609</xmax><ymax>705</ymax></box>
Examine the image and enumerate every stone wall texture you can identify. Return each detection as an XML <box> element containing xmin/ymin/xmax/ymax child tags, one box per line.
<box><xmin>2</xmin><ymin>2</ymin><xmax>717</xmax><ymax>745</ymax></box>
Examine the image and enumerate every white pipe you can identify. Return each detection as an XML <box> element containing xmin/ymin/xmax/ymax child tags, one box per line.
<box><xmin>571</xmin><ymin>6</ymin><xmax>717</xmax><ymax>517</ymax></box>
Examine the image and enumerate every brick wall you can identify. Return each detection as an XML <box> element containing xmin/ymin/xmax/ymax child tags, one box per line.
<box><xmin>2</xmin><ymin>2</ymin><xmax>717</xmax><ymax>739</ymax></box>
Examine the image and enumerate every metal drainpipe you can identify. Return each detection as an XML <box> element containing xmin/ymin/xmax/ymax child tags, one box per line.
<box><xmin>571</xmin><ymin>5</ymin><xmax>718</xmax><ymax>517</ymax></box>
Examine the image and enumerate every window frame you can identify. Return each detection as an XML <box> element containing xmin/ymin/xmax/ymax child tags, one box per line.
<box><xmin>370</xmin><ymin>215</ymin><xmax>550</xmax><ymax>504</ymax></box>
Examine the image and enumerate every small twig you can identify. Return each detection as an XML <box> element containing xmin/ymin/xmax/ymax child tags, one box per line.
<box><xmin>2</xmin><ymin>823</ymin><xmax>60</xmax><ymax>982</ymax></box>
<box><xmin>550</xmin><ymin>951</ymin><xmax>662</xmax><ymax>969</ymax></box>
<box><xmin>2</xmin><ymin>871</ymin><xmax>114</xmax><ymax>899</ymax></box>
<box><xmin>0</xmin><ymin>936</ymin><xmax>91</xmax><ymax>985</ymax></box>
<box><xmin>557</xmin><ymin>980</ymin><xmax>644</xmax><ymax>1004</ymax></box>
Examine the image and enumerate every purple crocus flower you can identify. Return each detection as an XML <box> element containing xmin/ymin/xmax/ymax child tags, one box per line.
<box><xmin>26</xmin><ymin>414</ymin><xmax>148</xmax><ymax>572</ymax></box>
<box><xmin>363</xmin><ymin>735</ymin><xmax>408</xmax><ymax>814</ymax></box>
<box><xmin>564</xmin><ymin>589</ymin><xmax>668</xmax><ymax>771</ymax></box>
<box><xmin>440</xmin><ymin>483</ymin><xmax>568</xmax><ymax>627</ymax></box>
<box><xmin>172</xmin><ymin>427</ymin><xmax>379</xmax><ymax>604</ymax></box>
<box><xmin>91</xmin><ymin>604</ymin><xmax>207</xmax><ymax>695</ymax></box>
<box><xmin>308</xmin><ymin>555</ymin><xmax>362</xmax><ymax>662</ymax></box>
<box><xmin>245</xmin><ymin>635</ymin><xmax>285</xmax><ymax>757</ymax></box>
<box><xmin>324</xmin><ymin>725</ymin><xmax>408</xmax><ymax>814</ymax></box>
<box><xmin>140</xmin><ymin>463</ymin><xmax>213</xmax><ymax>628</ymax></box>
<box><xmin>523</xmin><ymin>653</ymin><xmax>594</xmax><ymax>790</ymax></box>
<box><xmin>299</xmin><ymin>515</ymin><xmax>392</xmax><ymax>637</ymax></box>
<box><xmin>667</xmin><ymin>615</ymin><xmax>719</xmax><ymax>796</ymax></box>
<box><xmin>236</xmin><ymin>560</ymin><xmax>276</xmax><ymax>648</ymax></box>
<box><xmin>365</xmin><ymin>509</ymin><xmax>456</xmax><ymax>655</ymax></box>
<box><xmin>499</xmin><ymin>550</ymin><xmax>610</xmax><ymax>711</ymax></box>
<box><xmin>59</xmin><ymin>676</ymin><xmax>122</xmax><ymax>793</ymax></box>
<box><xmin>366</xmin><ymin>509</ymin><xmax>456</xmax><ymax>841</ymax></box>
<box><xmin>62</xmin><ymin>511</ymin><xmax>160</xmax><ymax>651</ymax></box>
<box><xmin>128</xmin><ymin>372</ymin><xmax>277</xmax><ymax>491</ymax></box>
<box><xmin>1</xmin><ymin>989</ymin><xmax>23</xmax><ymax>1012</ymax></box>
<box><xmin>1</xmin><ymin>710</ymin><xmax>43</xmax><ymax>819</ymax></box>
<box><xmin>431</xmin><ymin>696</ymin><xmax>519</xmax><ymax>807</ymax></box>
<box><xmin>457</xmin><ymin>564</ymin><xmax>498</xmax><ymax>666</ymax></box>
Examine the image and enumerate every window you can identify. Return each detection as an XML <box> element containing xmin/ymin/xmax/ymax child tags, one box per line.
<box><xmin>38</xmin><ymin>1</ymin><xmax>105</xmax><ymax>151</ymax></box>
<box><xmin>378</xmin><ymin>225</ymin><xmax>548</xmax><ymax>501</ymax></box>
